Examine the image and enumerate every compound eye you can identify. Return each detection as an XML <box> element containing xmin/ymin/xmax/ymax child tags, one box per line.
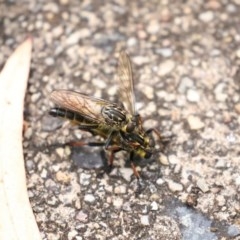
<box><xmin>126</xmin><ymin>122</ymin><xmax>135</xmax><ymax>132</ymax></box>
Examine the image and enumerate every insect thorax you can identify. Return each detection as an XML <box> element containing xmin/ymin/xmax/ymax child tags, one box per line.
<box><xmin>101</xmin><ymin>104</ymin><xmax>127</xmax><ymax>126</ymax></box>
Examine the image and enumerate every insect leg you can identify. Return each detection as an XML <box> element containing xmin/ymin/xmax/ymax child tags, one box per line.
<box><xmin>145</xmin><ymin>128</ymin><xmax>162</xmax><ymax>139</ymax></box>
<box><xmin>129</xmin><ymin>151</ymin><xmax>140</xmax><ymax>179</ymax></box>
<box><xmin>104</xmin><ymin>130</ymin><xmax>125</xmax><ymax>168</ymax></box>
<box><xmin>100</xmin><ymin>146</ymin><xmax>122</xmax><ymax>174</ymax></box>
<box><xmin>73</xmin><ymin>130</ymin><xmax>117</xmax><ymax>149</ymax></box>
<box><xmin>104</xmin><ymin>130</ymin><xmax>118</xmax><ymax>149</ymax></box>
<box><xmin>146</xmin><ymin>128</ymin><xmax>173</xmax><ymax>145</ymax></box>
<box><xmin>135</xmin><ymin>114</ymin><xmax>143</xmax><ymax>130</ymax></box>
<box><xmin>108</xmin><ymin>146</ymin><xmax>122</xmax><ymax>169</ymax></box>
<box><xmin>129</xmin><ymin>152</ymin><xmax>146</xmax><ymax>195</ymax></box>
<box><xmin>68</xmin><ymin>141</ymin><xmax>105</xmax><ymax>147</ymax></box>
<box><xmin>100</xmin><ymin>150</ymin><xmax>110</xmax><ymax>173</ymax></box>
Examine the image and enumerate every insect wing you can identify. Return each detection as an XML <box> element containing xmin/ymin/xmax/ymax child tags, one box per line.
<box><xmin>117</xmin><ymin>51</ymin><xmax>136</xmax><ymax>115</ymax></box>
<box><xmin>50</xmin><ymin>90</ymin><xmax>110</xmax><ymax>124</ymax></box>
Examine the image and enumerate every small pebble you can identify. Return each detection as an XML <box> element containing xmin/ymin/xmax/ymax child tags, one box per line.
<box><xmin>52</xmin><ymin>26</ymin><xmax>64</xmax><ymax>38</ymax></box>
<box><xmin>207</xmin><ymin>0</ymin><xmax>221</xmax><ymax>9</ymax></box>
<box><xmin>167</xmin><ymin>180</ymin><xmax>183</xmax><ymax>192</ymax></box>
<box><xmin>159</xmin><ymin>154</ymin><xmax>169</xmax><ymax>166</ymax></box>
<box><xmin>226</xmin><ymin>133</ymin><xmax>236</xmax><ymax>143</ymax></box>
<box><xmin>44</xmin><ymin>57</ymin><xmax>55</xmax><ymax>66</ymax></box>
<box><xmin>236</xmin><ymin>49</ymin><xmax>240</xmax><ymax>58</ymax></box>
<box><xmin>137</xmin><ymin>30</ymin><xmax>147</xmax><ymax>39</ymax></box>
<box><xmin>64</xmin><ymin>146</ymin><xmax>71</xmax><ymax>156</ymax></box>
<box><xmin>132</xmin><ymin>56</ymin><xmax>149</xmax><ymax>66</ymax></box>
<box><xmin>31</xmin><ymin>93</ymin><xmax>41</xmax><ymax>102</ymax></box>
<box><xmin>235</xmin><ymin>176</ymin><xmax>240</xmax><ymax>185</ymax></box>
<box><xmin>45</xmin><ymin>179</ymin><xmax>57</xmax><ymax>190</ymax></box>
<box><xmin>46</xmin><ymin>196</ymin><xmax>59</xmax><ymax>206</ymax></box>
<box><xmin>139</xmin><ymin>84</ymin><xmax>154</xmax><ymax>99</ymax></box>
<box><xmin>156</xmin><ymin>178</ymin><xmax>164</xmax><ymax>185</ymax></box>
<box><xmin>174</xmin><ymin>164</ymin><xmax>182</xmax><ymax>174</ymax></box>
<box><xmin>74</xmin><ymin>199</ymin><xmax>81</xmax><ymax>209</ymax></box>
<box><xmin>76</xmin><ymin>210</ymin><xmax>88</xmax><ymax>223</ymax></box>
<box><xmin>55</xmin><ymin>147</ymin><xmax>65</xmax><ymax>158</ymax></box>
<box><xmin>155</xmin><ymin>48</ymin><xmax>173</xmax><ymax>57</ymax></box>
<box><xmin>35</xmin><ymin>20</ymin><xmax>43</xmax><ymax>29</ymax></box>
<box><xmin>43</xmin><ymin>2</ymin><xmax>59</xmax><ymax>13</ymax></box>
<box><xmin>143</xmin><ymin>119</ymin><xmax>158</xmax><ymax>129</ymax></box>
<box><xmin>150</xmin><ymin>201</ymin><xmax>158</xmax><ymax>211</ymax></box>
<box><xmin>114</xmin><ymin>185</ymin><xmax>127</xmax><ymax>194</ymax></box>
<box><xmin>214</xmin><ymin>83</ymin><xmax>227</xmax><ymax>102</ymax></box>
<box><xmin>168</xmin><ymin>155</ymin><xmax>179</xmax><ymax>164</ymax></box>
<box><xmin>158</xmin><ymin>60</ymin><xmax>175</xmax><ymax>76</ymax></box>
<box><xmin>196</xmin><ymin>179</ymin><xmax>209</xmax><ymax>193</ymax></box>
<box><xmin>79</xmin><ymin>173</ymin><xmax>91</xmax><ymax>186</ymax></box>
<box><xmin>199</xmin><ymin>11</ymin><xmax>214</xmax><ymax>23</ymax></box>
<box><xmin>75</xmin><ymin>237</ymin><xmax>82</xmax><ymax>240</ymax></box>
<box><xmin>84</xmin><ymin>194</ymin><xmax>95</xmax><ymax>203</ymax></box>
<box><xmin>187</xmin><ymin>89</ymin><xmax>200</xmax><ymax>102</ymax></box>
<box><xmin>234</xmin><ymin>103</ymin><xmax>240</xmax><ymax>113</ymax></box>
<box><xmin>119</xmin><ymin>168</ymin><xmax>133</xmax><ymax>182</ymax></box>
<box><xmin>216</xmin><ymin>195</ymin><xmax>226</xmax><ymax>207</ymax></box>
<box><xmin>26</xmin><ymin>160</ymin><xmax>35</xmax><ymax>171</ymax></box>
<box><xmin>127</xmin><ymin>37</ymin><xmax>137</xmax><ymax>47</ymax></box>
<box><xmin>140</xmin><ymin>215</ymin><xmax>150</xmax><ymax>226</ymax></box>
<box><xmin>228</xmin><ymin>225</ymin><xmax>240</xmax><ymax>237</ymax></box>
<box><xmin>215</xmin><ymin>159</ymin><xmax>226</xmax><ymax>168</ymax></box>
<box><xmin>187</xmin><ymin>115</ymin><xmax>205</xmax><ymax>130</ymax></box>
<box><xmin>59</xmin><ymin>0</ymin><xmax>69</xmax><ymax>5</ymax></box>
<box><xmin>68</xmin><ymin>230</ymin><xmax>78</xmax><ymax>239</ymax></box>
<box><xmin>66</xmin><ymin>29</ymin><xmax>90</xmax><ymax>45</ymax></box>
<box><xmin>122</xmin><ymin>202</ymin><xmax>131</xmax><ymax>212</ymax></box>
<box><xmin>24</xmin><ymin>128</ymin><xmax>32</xmax><ymax>139</ymax></box>
<box><xmin>143</xmin><ymin>101</ymin><xmax>156</xmax><ymax>115</ymax></box>
<box><xmin>146</xmin><ymin>20</ymin><xmax>160</xmax><ymax>34</ymax></box>
<box><xmin>113</xmin><ymin>197</ymin><xmax>123</xmax><ymax>209</ymax></box>
<box><xmin>92</xmin><ymin>78</ymin><xmax>107</xmax><ymax>89</ymax></box>
<box><xmin>210</xmin><ymin>48</ymin><xmax>221</xmax><ymax>56</ymax></box>
<box><xmin>56</xmin><ymin>171</ymin><xmax>71</xmax><ymax>184</ymax></box>
<box><xmin>150</xmin><ymin>193</ymin><xmax>161</xmax><ymax>201</ymax></box>
<box><xmin>178</xmin><ymin>76</ymin><xmax>194</xmax><ymax>93</ymax></box>
<box><xmin>41</xmin><ymin>168</ymin><xmax>48</xmax><ymax>179</ymax></box>
<box><xmin>226</xmin><ymin>4</ymin><xmax>237</xmax><ymax>13</ymax></box>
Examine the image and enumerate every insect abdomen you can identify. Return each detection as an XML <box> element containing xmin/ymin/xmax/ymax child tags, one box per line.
<box><xmin>49</xmin><ymin>107</ymin><xmax>86</xmax><ymax>123</ymax></box>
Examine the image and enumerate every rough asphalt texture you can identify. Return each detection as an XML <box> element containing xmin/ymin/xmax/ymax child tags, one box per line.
<box><xmin>1</xmin><ymin>1</ymin><xmax>240</xmax><ymax>239</ymax></box>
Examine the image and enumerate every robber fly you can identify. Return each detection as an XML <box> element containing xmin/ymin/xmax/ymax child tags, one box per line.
<box><xmin>49</xmin><ymin>52</ymin><xmax>161</xmax><ymax>177</ymax></box>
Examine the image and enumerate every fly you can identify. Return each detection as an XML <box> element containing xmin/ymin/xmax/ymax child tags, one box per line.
<box><xmin>49</xmin><ymin>51</ymin><xmax>163</xmax><ymax>178</ymax></box>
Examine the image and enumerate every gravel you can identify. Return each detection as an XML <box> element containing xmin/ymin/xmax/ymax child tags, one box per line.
<box><xmin>187</xmin><ymin>115</ymin><xmax>205</xmax><ymax>130</ymax></box>
<box><xmin>2</xmin><ymin>0</ymin><xmax>240</xmax><ymax>239</ymax></box>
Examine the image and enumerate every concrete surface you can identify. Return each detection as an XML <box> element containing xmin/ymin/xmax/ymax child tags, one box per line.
<box><xmin>1</xmin><ymin>0</ymin><xmax>240</xmax><ymax>239</ymax></box>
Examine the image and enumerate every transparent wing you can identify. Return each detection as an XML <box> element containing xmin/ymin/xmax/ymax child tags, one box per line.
<box><xmin>50</xmin><ymin>90</ymin><xmax>110</xmax><ymax>123</ymax></box>
<box><xmin>117</xmin><ymin>51</ymin><xmax>135</xmax><ymax>115</ymax></box>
